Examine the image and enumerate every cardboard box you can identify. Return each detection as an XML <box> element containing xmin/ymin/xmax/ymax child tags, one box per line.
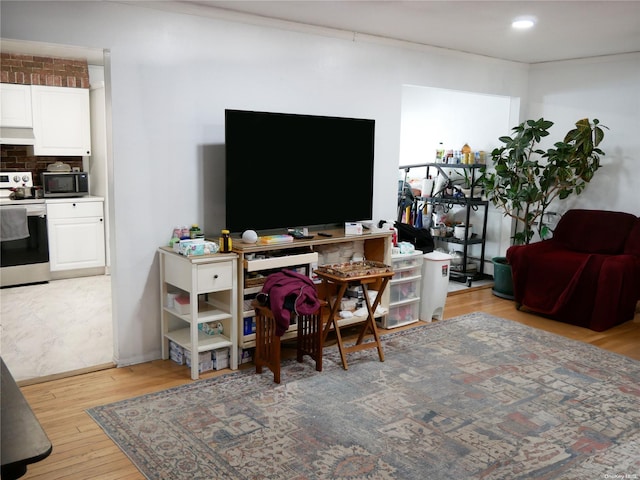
<box><xmin>185</xmin><ymin>360</ymin><xmax>214</xmax><ymax>373</ymax></box>
<box><xmin>185</xmin><ymin>350</ymin><xmax>211</xmax><ymax>364</ymax></box>
<box><xmin>212</xmin><ymin>348</ymin><xmax>230</xmax><ymax>370</ymax></box>
<box><xmin>345</xmin><ymin>222</ymin><xmax>363</xmax><ymax>236</ymax></box>
<box><xmin>186</xmin><ymin>350</ymin><xmax>214</xmax><ymax>373</ymax></box>
<box><xmin>174</xmin><ymin>239</ymin><xmax>219</xmax><ymax>257</ymax></box>
<box><xmin>243</xmin><ymin>316</ymin><xmax>256</xmax><ymax>336</ymax></box>
<box><xmin>174</xmin><ymin>295</ymin><xmax>190</xmax><ymax>314</ymax></box>
<box><xmin>238</xmin><ymin>347</ymin><xmax>254</xmax><ymax>364</ymax></box>
<box><xmin>170</xmin><ymin>350</ymin><xmax>185</xmax><ymax>365</ymax></box>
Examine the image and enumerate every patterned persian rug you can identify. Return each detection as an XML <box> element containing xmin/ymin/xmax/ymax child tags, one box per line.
<box><xmin>87</xmin><ymin>312</ymin><xmax>640</xmax><ymax>480</ymax></box>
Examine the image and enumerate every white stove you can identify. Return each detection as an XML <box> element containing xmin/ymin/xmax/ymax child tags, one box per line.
<box><xmin>0</xmin><ymin>171</ymin><xmax>45</xmax><ymax>206</ymax></box>
<box><xmin>1</xmin><ymin>171</ymin><xmax>50</xmax><ymax>287</ymax></box>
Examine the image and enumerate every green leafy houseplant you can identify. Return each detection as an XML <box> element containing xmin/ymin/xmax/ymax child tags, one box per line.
<box><xmin>481</xmin><ymin>117</ymin><xmax>607</xmax><ymax>245</ymax></box>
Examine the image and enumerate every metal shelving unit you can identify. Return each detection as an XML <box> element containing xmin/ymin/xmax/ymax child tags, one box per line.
<box><xmin>398</xmin><ymin>162</ymin><xmax>489</xmax><ymax>286</ymax></box>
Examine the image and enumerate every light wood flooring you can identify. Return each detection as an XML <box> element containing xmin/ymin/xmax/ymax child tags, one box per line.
<box><xmin>16</xmin><ymin>287</ymin><xmax>640</xmax><ymax>480</ymax></box>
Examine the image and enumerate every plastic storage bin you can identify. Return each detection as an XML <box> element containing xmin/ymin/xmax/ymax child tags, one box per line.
<box><xmin>378</xmin><ymin>250</ymin><xmax>422</xmax><ymax>329</ymax></box>
<box><xmin>386</xmin><ymin>302</ymin><xmax>420</xmax><ymax>328</ymax></box>
<box><xmin>420</xmin><ymin>251</ymin><xmax>452</xmax><ymax>322</ymax></box>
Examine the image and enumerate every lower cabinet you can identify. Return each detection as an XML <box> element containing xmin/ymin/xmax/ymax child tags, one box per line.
<box><xmin>46</xmin><ymin>199</ymin><xmax>105</xmax><ymax>271</ymax></box>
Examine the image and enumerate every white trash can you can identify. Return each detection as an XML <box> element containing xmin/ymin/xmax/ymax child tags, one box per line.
<box><xmin>420</xmin><ymin>251</ymin><xmax>452</xmax><ymax>322</ymax></box>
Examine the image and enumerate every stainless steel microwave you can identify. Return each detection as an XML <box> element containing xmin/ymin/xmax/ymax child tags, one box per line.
<box><xmin>42</xmin><ymin>172</ymin><xmax>90</xmax><ymax>197</ymax></box>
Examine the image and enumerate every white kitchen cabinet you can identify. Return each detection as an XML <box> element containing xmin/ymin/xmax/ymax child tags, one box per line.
<box><xmin>31</xmin><ymin>86</ymin><xmax>91</xmax><ymax>156</ymax></box>
<box><xmin>158</xmin><ymin>247</ymin><xmax>238</xmax><ymax>379</ymax></box>
<box><xmin>46</xmin><ymin>199</ymin><xmax>105</xmax><ymax>271</ymax></box>
<box><xmin>0</xmin><ymin>83</ymin><xmax>33</xmax><ymax>127</ymax></box>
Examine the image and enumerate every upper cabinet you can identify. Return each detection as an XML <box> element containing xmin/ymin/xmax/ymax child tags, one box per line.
<box><xmin>31</xmin><ymin>86</ymin><xmax>92</xmax><ymax>156</ymax></box>
<box><xmin>0</xmin><ymin>83</ymin><xmax>33</xmax><ymax>128</ymax></box>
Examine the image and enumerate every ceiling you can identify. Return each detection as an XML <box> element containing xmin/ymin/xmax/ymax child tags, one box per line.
<box><xmin>2</xmin><ymin>1</ymin><xmax>639</xmax><ymax>65</ymax></box>
<box><xmin>175</xmin><ymin>0</ymin><xmax>640</xmax><ymax>64</ymax></box>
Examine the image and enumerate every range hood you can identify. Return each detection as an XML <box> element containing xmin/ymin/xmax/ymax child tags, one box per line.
<box><xmin>0</xmin><ymin>127</ymin><xmax>36</xmax><ymax>145</ymax></box>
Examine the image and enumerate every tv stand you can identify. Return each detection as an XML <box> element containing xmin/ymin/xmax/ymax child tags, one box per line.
<box><xmin>232</xmin><ymin>227</ymin><xmax>393</xmax><ymax>356</ymax></box>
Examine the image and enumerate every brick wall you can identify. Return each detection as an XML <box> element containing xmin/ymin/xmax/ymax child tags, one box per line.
<box><xmin>1</xmin><ymin>146</ymin><xmax>83</xmax><ymax>186</ymax></box>
<box><xmin>0</xmin><ymin>53</ymin><xmax>90</xmax><ymax>88</ymax></box>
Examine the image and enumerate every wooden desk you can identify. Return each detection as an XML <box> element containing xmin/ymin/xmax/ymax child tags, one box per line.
<box><xmin>315</xmin><ymin>268</ymin><xmax>394</xmax><ymax>370</ymax></box>
<box><xmin>1</xmin><ymin>358</ymin><xmax>52</xmax><ymax>479</ymax></box>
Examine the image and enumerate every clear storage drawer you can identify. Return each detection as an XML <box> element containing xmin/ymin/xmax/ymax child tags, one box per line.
<box><xmin>391</xmin><ymin>255</ymin><xmax>423</xmax><ymax>270</ymax></box>
<box><xmin>383</xmin><ymin>301</ymin><xmax>420</xmax><ymax>328</ymax></box>
<box><xmin>390</xmin><ymin>278</ymin><xmax>420</xmax><ymax>303</ymax></box>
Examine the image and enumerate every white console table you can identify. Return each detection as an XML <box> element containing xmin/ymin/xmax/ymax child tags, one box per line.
<box><xmin>232</xmin><ymin>228</ymin><xmax>393</xmax><ymax>354</ymax></box>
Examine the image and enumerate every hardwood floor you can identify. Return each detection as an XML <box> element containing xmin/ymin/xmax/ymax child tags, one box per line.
<box><xmin>16</xmin><ymin>287</ymin><xmax>640</xmax><ymax>479</ymax></box>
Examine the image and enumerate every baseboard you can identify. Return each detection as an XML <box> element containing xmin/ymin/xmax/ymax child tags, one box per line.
<box><xmin>448</xmin><ymin>281</ymin><xmax>493</xmax><ymax>296</ymax></box>
<box><xmin>50</xmin><ymin>267</ymin><xmax>106</xmax><ymax>280</ymax></box>
<box><xmin>17</xmin><ymin>362</ymin><xmax>116</xmax><ymax>387</ymax></box>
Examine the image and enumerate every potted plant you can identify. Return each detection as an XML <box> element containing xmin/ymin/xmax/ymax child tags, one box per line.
<box><xmin>460</xmin><ymin>168</ymin><xmax>485</xmax><ymax>199</ymax></box>
<box><xmin>481</xmin><ymin>117</ymin><xmax>607</xmax><ymax>298</ymax></box>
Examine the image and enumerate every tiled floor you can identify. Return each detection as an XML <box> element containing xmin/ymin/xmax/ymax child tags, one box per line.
<box><xmin>0</xmin><ymin>274</ymin><xmax>113</xmax><ymax>382</ymax></box>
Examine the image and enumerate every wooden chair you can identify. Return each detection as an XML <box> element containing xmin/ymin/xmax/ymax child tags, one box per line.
<box><xmin>253</xmin><ymin>302</ymin><xmax>325</xmax><ymax>383</ymax></box>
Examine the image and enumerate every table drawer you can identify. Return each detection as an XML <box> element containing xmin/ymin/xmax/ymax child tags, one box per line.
<box><xmin>47</xmin><ymin>201</ymin><xmax>103</xmax><ymax>219</ymax></box>
<box><xmin>197</xmin><ymin>262</ymin><xmax>232</xmax><ymax>293</ymax></box>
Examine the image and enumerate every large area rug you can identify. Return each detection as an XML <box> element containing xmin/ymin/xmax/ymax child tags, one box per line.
<box><xmin>87</xmin><ymin>313</ymin><xmax>640</xmax><ymax>479</ymax></box>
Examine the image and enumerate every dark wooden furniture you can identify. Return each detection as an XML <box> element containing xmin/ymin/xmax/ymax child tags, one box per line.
<box><xmin>1</xmin><ymin>358</ymin><xmax>52</xmax><ymax>479</ymax></box>
<box><xmin>253</xmin><ymin>303</ymin><xmax>325</xmax><ymax>383</ymax></box>
<box><xmin>315</xmin><ymin>268</ymin><xmax>394</xmax><ymax>370</ymax></box>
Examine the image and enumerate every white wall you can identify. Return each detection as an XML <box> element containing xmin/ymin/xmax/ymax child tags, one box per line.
<box><xmin>2</xmin><ymin>1</ymin><xmax>636</xmax><ymax>366</ymax></box>
<box><xmin>399</xmin><ymin>86</ymin><xmax>518</xmax><ymax>167</ymax></box>
<box><xmin>527</xmin><ymin>53</ymin><xmax>640</xmax><ymax>217</ymax></box>
<box><xmin>399</xmin><ymin>86</ymin><xmax>520</xmax><ymax>265</ymax></box>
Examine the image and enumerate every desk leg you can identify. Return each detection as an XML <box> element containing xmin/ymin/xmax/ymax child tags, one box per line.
<box><xmin>322</xmin><ymin>281</ymin><xmax>350</xmax><ymax>370</ymax></box>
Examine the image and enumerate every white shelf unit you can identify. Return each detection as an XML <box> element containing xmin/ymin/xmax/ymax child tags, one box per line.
<box><xmin>158</xmin><ymin>247</ymin><xmax>238</xmax><ymax>379</ymax></box>
<box><xmin>240</xmin><ymin>250</ymin><xmax>319</xmax><ymax>349</ymax></box>
<box><xmin>233</xmin><ymin>229</ymin><xmax>393</xmax><ymax>352</ymax></box>
<box><xmin>378</xmin><ymin>250</ymin><xmax>423</xmax><ymax>329</ymax></box>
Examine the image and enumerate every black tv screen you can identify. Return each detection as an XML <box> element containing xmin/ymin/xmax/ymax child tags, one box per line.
<box><xmin>225</xmin><ymin>109</ymin><xmax>375</xmax><ymax>234</ymax></box>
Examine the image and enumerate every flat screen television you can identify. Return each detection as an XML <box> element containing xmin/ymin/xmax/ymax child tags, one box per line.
<box><xmin>225</xmin><ymin>109</ymin><xmax>375</xmax><ymax>234</ymax></box>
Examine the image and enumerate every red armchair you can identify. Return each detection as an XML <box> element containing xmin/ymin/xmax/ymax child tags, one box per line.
<box><xmin>506</xmin><ymin>209</ymin><xmax>640</xmax><ymax>331</ymax></box>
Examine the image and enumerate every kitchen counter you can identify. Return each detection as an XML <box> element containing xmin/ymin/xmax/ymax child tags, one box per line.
<box><xmin>44</xmin><ymin>195</ymin><xmax>104</xmax><ymax>204</ymax></box>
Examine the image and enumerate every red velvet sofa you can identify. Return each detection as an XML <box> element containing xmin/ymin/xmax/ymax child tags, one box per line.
<box><xmin>506</xmin><ymin>209</ymin><xmax>640</xmax><ymax>331</ymax></box>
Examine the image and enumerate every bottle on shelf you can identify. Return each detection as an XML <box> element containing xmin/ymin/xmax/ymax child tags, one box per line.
<box><xmin>435</xmin><ymin>142</ymin><xmax>445</xmax><ymax>162</ymax></box>
<box><xmin>189</xmin><ymin>224</ymin><xmax>202</xmax><ymax>239</ymax></box>
<box><xmin>220</xmin><ymin>229</ymin><xmax>232</xmax><ymax>253</ymax></box>
<box><xmin>169</xmin><ymin>227</ymin><xmax>181</xmax><ymax>247</ymax></box>
<box><xmin>421</xmin><ymin>176</ymin><xmax>434</xmax><ymax>198</ymax></box>
<box><xmin>462</xmin><ymin>143</ymin><xmax>472</xmax><ymax>164</ymax></box>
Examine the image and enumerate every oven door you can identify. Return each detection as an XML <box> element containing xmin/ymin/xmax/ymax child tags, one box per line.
<box><xmin>1</xmin><ymin>203</ymin><xmax>50</xmax><ymax>287</ymax></box>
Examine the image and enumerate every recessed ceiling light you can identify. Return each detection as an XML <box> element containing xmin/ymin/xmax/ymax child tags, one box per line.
<box><xmin>512</xmin><ymin>16</ymin><xmax>536</xmax><ymax>29</ymax></box>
